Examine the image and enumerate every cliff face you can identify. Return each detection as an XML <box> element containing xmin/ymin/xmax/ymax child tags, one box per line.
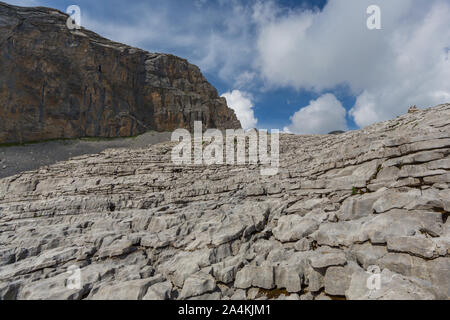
<box><xmin>0</xmin><ymin>104</ymin><xmax>449</xmax><ymax>300</ymax></box>
<box><xmin>0</xmin><ymin>2</ymin><xmax>241</xmax><ymax>144</ymax></box>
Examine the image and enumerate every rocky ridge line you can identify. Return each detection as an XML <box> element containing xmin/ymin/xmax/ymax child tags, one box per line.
<box><xmin>0</xmin><ymin>2</ymin><xmax>241</xmax><ymax>144</ymax></box>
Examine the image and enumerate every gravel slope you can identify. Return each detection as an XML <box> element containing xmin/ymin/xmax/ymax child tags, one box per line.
<box><xmin>0</xmin><ymin>131</ymin><xmax>172</xmax><ymax>179</ymax></box>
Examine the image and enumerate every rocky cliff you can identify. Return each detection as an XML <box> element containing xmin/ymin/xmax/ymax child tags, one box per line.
<box><xmin>0</xmin><ymin>2</ymin><xmax>241</xmax><ymax>144</ymax></box>
<box><xmin>0</xmin><ymin>104</ymin><xmax>449</xmax><ymax>300</ymax></box>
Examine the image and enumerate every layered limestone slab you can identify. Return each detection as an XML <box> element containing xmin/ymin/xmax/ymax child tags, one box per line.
<box><xmin>0</xmin><ymin>104</ymin><xmax>449</xmax><ymax>300</ymax></box>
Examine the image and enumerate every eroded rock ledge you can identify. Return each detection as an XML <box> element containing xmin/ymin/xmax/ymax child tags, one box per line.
<box><xmin>0</xmin><ymin>104</ymin><xmax>449</xmax><ymax>300</ymax></box>
<box><xmin>0</xmin><ymin>2</ymin><xmax>241</xmax><ymax>144</ymax></box>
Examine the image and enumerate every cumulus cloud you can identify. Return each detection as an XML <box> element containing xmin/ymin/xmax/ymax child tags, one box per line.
<box><xmin>7</xmin><ymin>0</ymin><xmax>449</xmax><ymax>132</ymax></box>
<box><xmin>221</xmin><ymin>90</ymin><xmax>258</xmax><ymax>130</ymax></box>
<box><xmin>79</xmin><ymin>0</ymin><xmax>258</xmax><ymax>85</ymax></box>
<box><xmin>284</xmin><ymin>94</ymin><xmax>347</xmax><ymax>134</ymax></box>
<box><xmin>256</xmin><ymin>0</ymin><xmax>450</xmax><ymax>127</ymax></box>
<box><xmin>73</xmin><ymin>0</ymin><xmax>450</xmax><ymax>130</ymax></box>
<box><xmin>350</xmin><ymin>1</ymin><xmax>450</xmax><ymax>126</ymax></box>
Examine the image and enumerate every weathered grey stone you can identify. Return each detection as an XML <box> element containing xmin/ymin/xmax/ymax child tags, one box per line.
<box><xmin>234</xmin><ymin>265</ymin><xmax>275</xmax><ymax>290</ymax></box>
<box><xmin>315</xmin><ymin>292</ymin><xmax>332</xmax><ymax>300</ymax></box>
<box><xmin>300</xmin><ymin>292</ymin><xmax>314</xmax><ymax>300</ymax></box>
<box><xmin>246</xmin><ymin>184</ymin><xmax>265</xmax><ymax>196</ymax></box>
<box><xmin>0</xmin><ymin>281</ymin><xmax>20</xmax><ymax>300</ymax></box>
<box><xmin>310</xmin><ymin>252</ymin><xmax>347</xmax><ymax>269</ymax></box>
<box><xmin>351</xmin><ymin>243</ymin><xmax>388</xmax><ymax>269</ymax></box>
<box><xmin>294</xmin><ymin>238</ymin><xmax>313</xmax><ymax>252</ymax></box>
<box><xmin>230</xmin><ymin>289</ymin><xmax>246</xmax><ymax>300</ymax></box>
<box><xmin>273</xmin><ymin>216</ymin><xmax>320</xmax><ymax>243</ymax></box>
<box><xmin>210</xmin><ymin>254</ymin><xmax>245</xmax><ymax>285</ymax></box>
<box><xmin>157</xmin><ymin>250</ymin><xmax>214</xmax><ymax>288</ymax></box>
<box><xmin>187</xmin><ymin>292</ymin><xmax>222</xmax><ymax>300</ymax></box>
<box><xmin>277</xmin><ymin>293</ymin><xmax>300</xmax><ymax>300</ymax></box>
<box><xmin>180</xmin><ymin>273</ymin><xmax>217</xmax><ymax>299</ymax></box>
<box><xmin>312</xmin><ymin>220</ymin><xmax>368</xmax><ymax>247</ymax></box>
<box><xmin>97</xmin><ymin>239</ymin><xmax>135</xmax><ymax>258</ymax></box>
<box><xmin>362</xmin><ymin>209</ymin><xmax>443</xmax><ymax>244</ymax></box>
<box><xmin>246</xmin><ymin>288</ymin><xmax>260</xmax><ymax>300</ymax></box>
<box><xmin>324</xmin><ymin>267</ymin><xmax>353</xmax><ymax>296</ymax></box>
<box><xmin>0</xmin><ymin>247</ymin><xmax>80</xmax><ymax>280</ymax></box>
<box><xmin>274</xmin><ymin>265</ymin><xmax>302</xmax><ymax>293</ymax></box>
<box><xmin>346</xmin><ymin>269</ymin><xmax>437</xmax><ymax>300</ymax></box>
<box><xmin>285</xmin><ymin>198</ymin><xmax>328</xmax><ymax>216</ymax></box>
<box><xmin>372</xmin><ymin>189</ymin><xmax>445</xmax><ymax>214</ymax></box>
<box><xmin>143</xmin><ymin>281</ymin><xmax>173</xmax><ymax>300</ymax></box>
<box><xmin>0</xmin><ymin>249</ymin><xmax>15</xmax><ymax>267</ymax></box>
<box><xmin>387</xmin><ymin>236</ymin><xmax>439</xmax><ymax>259</ymax></box>
<box><xmin>89</xmin><ymin>277</ymin><xmax>164</xmax><ymax>300</ymax></box>
<box><xmin>339</xmin><ymin>192</ymin><xmax>381</xmax><ymax>221</ymax></box>
<box><xmin>424</xmin><ymin>173</ymin><xmax>450</xmax><ymax>184</ymax></box>
<box><xmin>304</xmin><ymin>268</ymin><xmax>324</xmax><ymax>293</ymax></box>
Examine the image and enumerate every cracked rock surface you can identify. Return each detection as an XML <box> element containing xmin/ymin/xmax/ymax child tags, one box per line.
<box><xmin>0</xmin><ymin>104</ymin><xmax>449</xmax><ymax>300</ymax></box>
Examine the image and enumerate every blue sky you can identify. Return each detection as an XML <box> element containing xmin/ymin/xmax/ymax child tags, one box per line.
<box><xmin>6</xmin><ymin>0</ymin><xmax>450</xmax><ymax>133</ymax></box>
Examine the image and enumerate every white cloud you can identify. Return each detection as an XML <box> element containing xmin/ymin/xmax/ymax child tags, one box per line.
<box><xmin>234</xmin><ymin>71</ymin><xmax>258</xmax><ymax>90</ymax></box>
<box><xmin>256</xmin><ymin>0</ymin><xmax>450</xmax><ymax>127</ymax></box>
<box><xmin>81</xmin><ymin>1</ymin><xmax>257</xmax><ymax>85</ymax></box>
<box><xmin>6</xmin><ymin>0</ymin><xmax>449</xmax><ymax>132</ymax></box>
<box><xmin>284</xmin><ymin>94</ymin><xmax>347</xmax><ymax>134</ymax></box>
<box><xmin>221</xmin><ymin>90</ymin><xmax>258</xmax><ymax>130</ymax></box>
<box><xmin>350</xmin><ymin>1</ymin><xmax>450</xmax><ymax>126</ymax></box>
